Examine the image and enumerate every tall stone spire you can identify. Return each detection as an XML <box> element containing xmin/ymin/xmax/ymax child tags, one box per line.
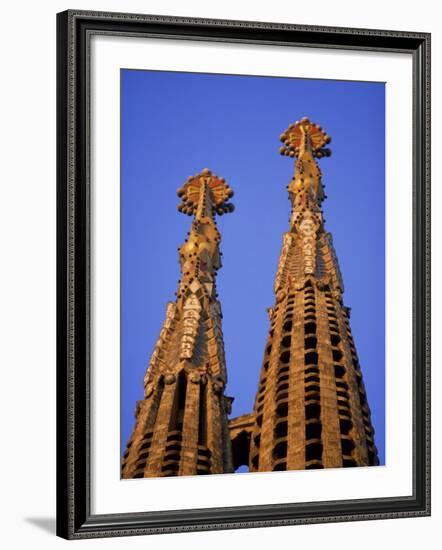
<box><xmin>246</xmin><ymin>118</ymin><xmax>379</xmax><ymax>472</ymax></box>
<box><xmin>122</xmin><ymin>169</ymin><xmax>235</xmax><ymax>478</ymax></box>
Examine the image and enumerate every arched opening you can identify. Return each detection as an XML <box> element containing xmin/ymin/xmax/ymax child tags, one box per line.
<box><xmin>231</xmin><ymin>429</ymin><xmax>251</xmax><ymax>472</ymax></box>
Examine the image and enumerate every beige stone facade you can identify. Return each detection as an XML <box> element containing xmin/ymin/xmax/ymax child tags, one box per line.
<box><xmin>122</xmin><ymin>119</ymin><xmax>379</xmax><ymax>479</ymax></box>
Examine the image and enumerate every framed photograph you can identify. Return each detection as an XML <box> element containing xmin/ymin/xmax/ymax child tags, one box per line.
<box><xmin>56</xmin><ymin>10</ymin><xmax>430</xmax><ymax>539</ymax></box>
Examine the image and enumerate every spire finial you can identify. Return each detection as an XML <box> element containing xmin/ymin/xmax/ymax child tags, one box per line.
<box><xmin>176</xmin><ymin>169</ymin><xmax>234</xmax><ymax>297</ymax></box>
<box><xmin>176</xmin><ymin>168</ymin><xmax>235</xmax><ymax>218</ymax></box>
<box><xmin>279</xmin><ymin>117</ymin><xmax>332</xmax><ymax>159</ymax></box>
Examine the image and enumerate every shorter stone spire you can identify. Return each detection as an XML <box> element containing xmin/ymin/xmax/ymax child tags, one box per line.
<box><xmin>122</xmin><ymin>168</ymin><xmax>236</xmax><ymax>479</ymax></box>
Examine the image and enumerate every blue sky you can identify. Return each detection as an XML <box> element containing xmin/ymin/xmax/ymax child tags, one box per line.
<box><xmin>121</xmin><ymin>69</ymin><xmax>385</xmax><ymax>465</ymax></box>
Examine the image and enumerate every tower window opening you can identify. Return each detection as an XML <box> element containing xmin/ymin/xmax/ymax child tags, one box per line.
<box><xmin>305</xmin><ymin>322</ymin><xmax>317</xmax><ymax>334</ymax></box>
<box><xmin>334</xmin><ymin>364</ymin><xmax>346</xmax><ymax>378</ymax></box>
<box><xmin>330</xmin><ymin>334</ymin><xmax>341</xmax><ymax>346</ymax></box>
<box><xmin>276</xmin><ymin>382</ymin><xmax>289</xmax><ymax>393</ymax></box>
<box><xmin>162</xmin><ymin>462</ymin><xmax>179</xmax><ymax>473</ymax></box>
<box><xmin>305</xmin><ymin>351</ymin><xmax>318</xmax><ymax>365</ymax></box>
<box><xmin>304</xmin><ymin>336</ymin><xmax>317</xmax><ymax>349</ymax></box>
<box><xmin>276</xmin><ymin>391</ymin><xmax>289</xmax><ymax>402</ymax></box>
<box><xmin>332</xmin><ymin>349</ymin><xmax>343</xmax><ymax>362</ymax></box>
<box><xmin>305</xmin><ymin>382</ymin><xmax>320</xmax><ymax>393</ymax></box>
<box><xmin>339</xmin><ymin>418</ymin><xmax>353</xmax><ymax>435</ymax></box>
<box><xmin>305</xmin><ymin>366</ymin><xmax>319</xmax><ymax>376</ymax></box>
<box><xmin>274</xmin><ymin>420</ymin><xmax>288</xmax><ymax>439</ymax></box>
<box><xmin>305</xmin><ymin>403</ymin><xmax>321</xmax><ymax>420</ymax></box>
<box><xmin>341</xmin><ymin>437</ymin><xmax>355</xmax><ymax>455</ymax></box>
<box><xmin>283</xmin><ymin>320</ymin><xmax>293</xmax><ymax>332</ymax></box>
<box><xmin>164</xmin><ymin>451</ymin><xmax>181</xmax><ymax>463</ymax></box>
<box><xmin>336</xmin><ymin>390</ymin><xmax>350</xmax><ymax>400</ymax></box>
<box><xmin>280</xmin><ymin>350</ymin><xmax>291</xmax><ymax>364</ymax></box>
<box><xmin>305</xmin><ymin>442</ymin><xmax>323</xmax><ymax>461</ymax></box>
<box><xmin>166</xmin><ymin>431</ymin><xmax>182</xmax><ymax>442</ymax></box>
<box><xmin>273</xmin><ymin>440</ymin><xmax>288</xmax><ymax>460</ymax></box>
<box><xmin>276</xmin><ymin>401</ymin><xmax>288</xmax><ymax>417</ymax></box>
<box><xmin>305</xmin><ymin>374</ymin><xmax>320</xmax><ymax>384</ymax></box>
<box><xmin>281</xmin><ymin>335</ymin><xmax>291</xmax><ymax>348</ymax></box>
<box><xmin>277</xmin><ymin>366</ymin><xmax>289</xmax><ymax>376</ymax></box>
<box><xmin>306</xmin><ymin>421</ymin><xmax>322</xmax><ymax>440</ymax></box>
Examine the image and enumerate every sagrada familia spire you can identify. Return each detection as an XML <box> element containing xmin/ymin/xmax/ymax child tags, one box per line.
<box><xmin>122</xmin><ymin>118</ymin><xmax>379</xmax><ymax>479</ymax></box>
<box><xmin>243</xmin><ymin>117</ymin><xmax>379</xmax><ymax>471</ymax></box>
<box><xmin>122</xmin><ymin>169</ymin><xmax>235</xmax><ymax>478</ymax></box>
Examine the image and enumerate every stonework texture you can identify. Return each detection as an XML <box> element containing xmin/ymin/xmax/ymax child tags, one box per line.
<box><xmin>121</xmin><ymin>169</ymin><xmax>235</xmax><ymax>478</ymax></box>
<box><xmin>245</xmin><ymin>118</ymin><xmax>379</xmax><ymax>472</ymax></box>
<box><xmin>122</xmin><ymin>119</ymin><xmax>379</xmax><ymax>479</ymax></box>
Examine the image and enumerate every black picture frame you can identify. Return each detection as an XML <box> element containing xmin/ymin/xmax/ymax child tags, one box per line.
<box><xmin>56</xmin><ymin>9</ymin><xmax>431</xmax><ymax>540</ymax></box>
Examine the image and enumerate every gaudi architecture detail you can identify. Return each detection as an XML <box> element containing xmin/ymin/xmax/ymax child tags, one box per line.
<box><xmin>122</xmin><ymin>168</ymin><xmax>235</xmax><ymax>478</ymax></box>
<box><xmin>123</xmin><ymin>119</ymin><xmax>379</xmax><ymax>479</ymax></box>
<box><xmin>243</xmin><ymin>117</ymin><xmax>379</xmax><ymax>471</ymax></box>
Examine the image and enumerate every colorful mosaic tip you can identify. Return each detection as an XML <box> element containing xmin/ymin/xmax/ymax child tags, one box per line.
<box><xmin>177</xmin><ymin>168</ymin><xmax>235</xmax><ymax>216</ymax></box>
<box><xmin>279</xmin><ymin>117</ymin><xmax>332</xmax><ymax>159</ymax></box>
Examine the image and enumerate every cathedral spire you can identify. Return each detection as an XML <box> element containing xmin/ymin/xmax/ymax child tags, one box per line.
<box><xmin>122</xmin><ymin>169</ymin><xmax>235</xmax><ymax>478</ymax></box>
<box><xmin>244</xmin><ymin>118</ymin><xmax>379</xmax><ymax>473</ymax></box>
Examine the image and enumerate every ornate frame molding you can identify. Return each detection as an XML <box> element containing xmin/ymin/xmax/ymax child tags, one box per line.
<box><xmin>56</xmin><ymin>10</ymin><xmax>430</xmax><ymax>539</ymax></box>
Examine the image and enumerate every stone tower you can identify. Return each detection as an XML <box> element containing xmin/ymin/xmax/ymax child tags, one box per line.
<box><xmin>122</xmin><ymin>168</ymin><xmax>235</xmax><ymax>478</ymax></box>
<box><xmin>246</xmin><ymin>118</ymin><xmax>379</xmax><ymax>472</ymax></box>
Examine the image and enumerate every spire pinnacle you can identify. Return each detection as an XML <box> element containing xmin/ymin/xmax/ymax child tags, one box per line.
<box><xmin>279</xmin><ymin>118</ymin><xmax>332</xmax><ymax>225</ymax></box>
<box><xmin>176</xmin><ymin>169</ymin><xmax>234</xmax><ymax>299</ymax></box>
<box><xmin>279</xmin><ymin>117</ymin><xmax>331</xmax><ymax>159</ymax></box>
<box><xmin>176</xmin><ymin>168</ymin><xmax>234</xmax><ymax>218</ymax></box>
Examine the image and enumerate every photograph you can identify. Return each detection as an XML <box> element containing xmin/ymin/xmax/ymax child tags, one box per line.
<box><xmin>54</xmin><ymin>8</ymin><xmax>430</xmax><ymax>540</ymax></box>
<box><xmin>120</xmin><ymin>69</ymin><xmax>385</xmax><ymax>478</ymax></box>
